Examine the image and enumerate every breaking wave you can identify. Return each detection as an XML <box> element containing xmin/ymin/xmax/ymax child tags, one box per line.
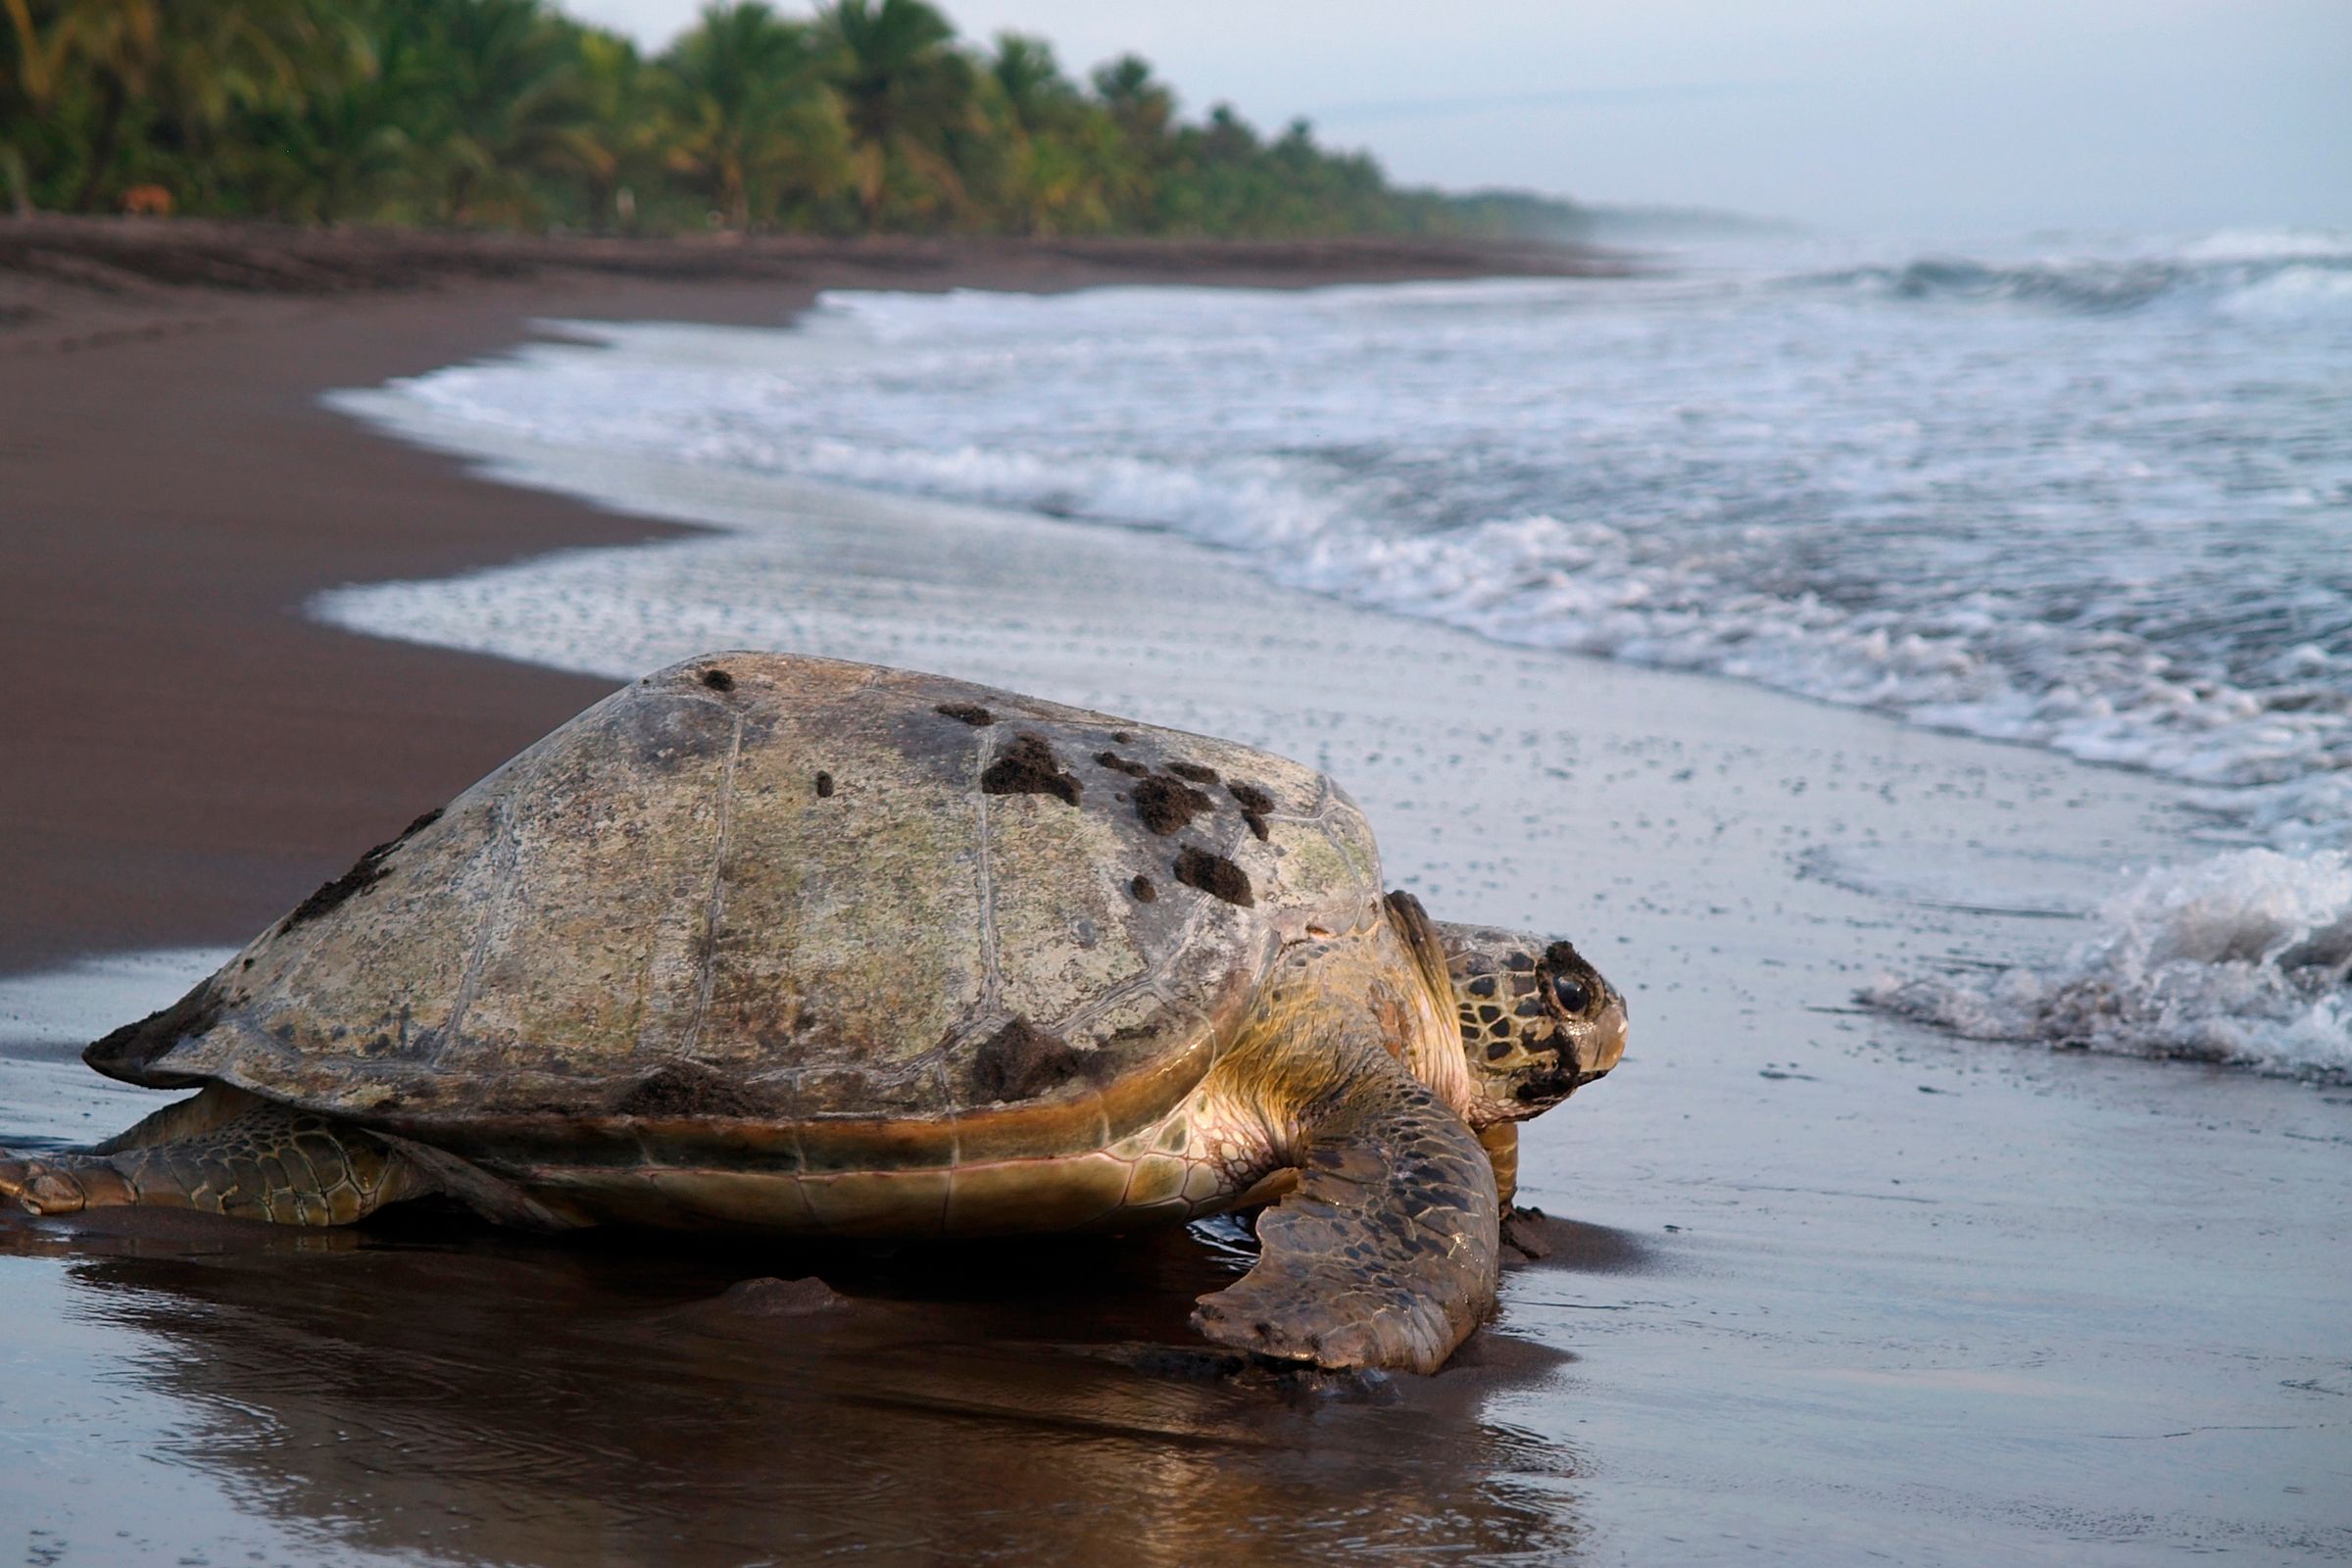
<box><xmin>1862</xmin><ymin>851</ymin><xmax>2352</xmax><ymax>1081</ymax></box>
<box><xmin>1808</xmin><ymin>245</ymin><xmax>2352</xmax><ymax>315</ymax></box>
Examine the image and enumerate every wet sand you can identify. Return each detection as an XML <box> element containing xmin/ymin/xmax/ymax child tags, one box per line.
<box><xmin>2</xmin><ymin>236</ymin><xmax>2348</xmax><ymax>1564</ymax></box>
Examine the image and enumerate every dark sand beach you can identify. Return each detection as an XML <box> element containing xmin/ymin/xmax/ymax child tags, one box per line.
<box><xmin>2</xmin><ymin>220</ymin><xmax>2345</xmax><ymax>1566</ymax></box>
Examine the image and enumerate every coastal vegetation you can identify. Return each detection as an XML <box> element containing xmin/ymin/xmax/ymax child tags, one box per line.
<box><xmin>0</xmin><ymin>0</ymin><xmax>1577</xmax><ymax>238</ymax></box>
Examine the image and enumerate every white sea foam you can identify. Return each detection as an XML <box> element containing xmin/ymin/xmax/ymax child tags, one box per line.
<box><xmin>2180</xmin><ymin>226</ymin><xmax>2352</xmax><ymax>263</ymax></box>
<box><xmin>322</xmin><ymin>230</ymin><xmax>2352</xmax><ymax>1079</ymax></box>
<box><xmin>1862</xmin><ymin>852</ymin><xmax>2352</xmax><ymax>1080</ymax></box>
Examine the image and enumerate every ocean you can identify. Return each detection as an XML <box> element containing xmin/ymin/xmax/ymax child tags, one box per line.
<box><xmin>318</xmin><ymin>228</ymin><xmax>2352</xmax><ymax>1079</ymax></box>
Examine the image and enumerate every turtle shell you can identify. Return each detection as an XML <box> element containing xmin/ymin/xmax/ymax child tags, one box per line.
<box><xmin>88</xmin><ymin>654</ymin><xmax>1384</xmax><ymax>1167</ymax></box>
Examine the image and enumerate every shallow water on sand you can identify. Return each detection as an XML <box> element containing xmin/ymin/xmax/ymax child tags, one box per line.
<box><xmin>7</xmin><ymin>438</ymin><xmax>2348</xmax><ymax>1563</ymax></box>
<box><xmin>1</xmin><ymin>1211</ymin><xmax>1602</xmax><ymax>1565</ymax></box>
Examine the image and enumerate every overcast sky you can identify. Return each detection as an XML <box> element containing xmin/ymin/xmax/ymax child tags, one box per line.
<box><xmin>564</xmin><ymin>0</ymin><xmax>2350</xmax><ymax>234</ymax></box>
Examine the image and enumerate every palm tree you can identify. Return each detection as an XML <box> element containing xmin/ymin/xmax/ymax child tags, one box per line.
<box><xmin>979</xmin><ymin>32</ymin><xmax>1104</xmax><ymax>235</ymax></box>
<box><xmin>1086</xmin><ymin>53</ymin><xmax>1174</xmax><ymax>226</ymax></box>
<box><xmin>1090</xmin><ymin>53</ymin><xmax>1172</xmax><ymax>145</ymax></box>
<box><xmin>247</xmin><ymin>0</ymin><xmax>424</xmax><ymax>223</ymax></box>
<box><xmin>987</xmin><ymin>31</ymin><xmax>1071</xmax><ymax>138</ymax></box>
<box><xmin>48</xmin><ymin>0</ymin><xmax>162</xmax><ymax>209</ymax></box>
<box><xmin>156</xmin><ymin>2</ymin><xmax>375</xmax><ymax>217</ymax></box>
<box><xmin>566</xmin><ymin>25</ymin><xmax>659</xmax><ymax>230</ymax></box>
<box><xmin>406</xmin><ymin>0</ymin><xmax>597</xmax><ymax>225</ymax></box>
<box><xmin>0</xmin><ymin>0</ymin><xmax>66</xmax><ymax>210</ymax></box>
<box><xmin>814</xmin><ymin>0</ymin><xmax>977</xmax><ymax>231</ymax></box>
<box><xmin>661</xmin><ymin>1</ymin><xmax>844</xmax><ymax>231</ymax></box>
<box><xmin>32</xmin><ymin>0</ymin><xmax>325</xmax><ymax>211</ymax></box>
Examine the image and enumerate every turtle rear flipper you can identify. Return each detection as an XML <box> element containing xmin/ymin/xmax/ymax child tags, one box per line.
<box><xmin>1191</xmin><ymin>1061</ymin><xmax>1500</xmax><ymax>1376</ymax></box>
<box><xmin>0</xmin><ymin>1085</ymin><xmax>426</xmax><ymax>1225</ymax></box>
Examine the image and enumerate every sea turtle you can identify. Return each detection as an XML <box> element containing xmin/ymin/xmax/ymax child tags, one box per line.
<box><xmin>1</xmin><ymin>653</ymin><xmax>1626</xmax><ymax>1372</ymax></box>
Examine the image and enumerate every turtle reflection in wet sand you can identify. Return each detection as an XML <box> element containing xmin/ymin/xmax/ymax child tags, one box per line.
<box><xmin>1</xmin><ymin>653</ymin><xmax>1627</xmax><ymax>1374</ymax></box>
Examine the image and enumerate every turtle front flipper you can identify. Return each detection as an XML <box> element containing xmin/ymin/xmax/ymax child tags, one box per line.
<box><xmin>0</xmin><ymin>1086</ymin><xmax>425</xmax><ymax>1225</ymax></box>
<box><xmin>1192</xmin><ymin>1062</ymin><xmax>1500</xmax><ymax>1375</ymax></box>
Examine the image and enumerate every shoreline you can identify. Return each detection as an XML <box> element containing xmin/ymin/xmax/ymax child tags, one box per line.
<box><xmin>0</xmin><ymin>220</ymin><xmax>1620</xmax><ymax>974</ymax></box>
<box><xmin>3</xmin><ymin>220</ymin><xmax>2347</xmax><ymax>1563</ymax></box>
<box><xmin>7</xmin><ymin>384</ymin><xmax>2347</xmax><ymax>1562</ymax></box>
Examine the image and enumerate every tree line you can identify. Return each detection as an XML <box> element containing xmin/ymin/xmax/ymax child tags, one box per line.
<box><xmin>0</xmin><ymin>0</ymin><xmax>1580</xmax><ymax>239</ymax></box>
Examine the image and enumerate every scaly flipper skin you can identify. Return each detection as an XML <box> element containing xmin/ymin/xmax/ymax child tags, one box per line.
<box><xmin>0</xmin><ymin>1086</ymin><xmax>422</xmax><ymax>1224</ymax></box>
<box><xmin>1192</xmin><ymin>1052</ymin><xmax>1500</xmax><ymax>1376</ymax></box>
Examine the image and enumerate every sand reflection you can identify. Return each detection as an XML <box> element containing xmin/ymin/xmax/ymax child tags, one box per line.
<box><xmin>1</xmin><ymin>1212</ymin><xmax>1584</xmax><ymax>1565</ymax></box>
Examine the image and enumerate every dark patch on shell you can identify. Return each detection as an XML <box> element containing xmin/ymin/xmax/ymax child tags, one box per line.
<box><xmin>612</xmin><ymin>1061</ymin><xmax>776</xmax><ymax>1120</ymax></box>
<box><xmin>1467</xmin><ymin>976</ymin><xmax>1497</xmax><ymax>998</ymax></box>
<box><xmin>1095</xmin><ymin>750</ymin><xmax>1151</xmax><ymax>778</ymax></box>
<box><xmin>1505</xmin><ymin>953</ymin><xmax>1537</xmax><ymax>972</ymax></box>
<box><xmin>813</xmin><ymin>770</ymin><xmax>835</xmax><ymax>798</ymax></box>
<box><xmin>1167</xmin><ymin>760</ymin><xmax>1220</xmax><ymax>785</ymax></box>
<box><xmin>982</xmin><ymin>733</ymin><xmax>1081</xmax><ymax>806</ymax></box>
<box><xmin>1130</xmin><ymin>874</ymin><xmax>1157</xmax><ymax>903</ymax></box>
<box><xmin>936</xmin><ymin>703</ymin><xmax>995</xmax><ymax>727</ymax></box>
<box><xmin>1133</xmin><ymin>774</ymin><xmax>1214</xmax><ymax>836</ymax></box>
<box><xmin>277</xmin><ymin>808</ymin><xmax>443</xmax><ymax>936</ymax></box>
<box><xmin>700</xmin><ymin>667</ymin><xmax>735</xmax><ymax>692</ymax></box>
<box><xmin>1226</xmin><ymin>780</ymin><xmax>1275</xmax><ymax>840</ymax></box>
<box><xmin>971</xmin><ymin>1016</ymin><xmax>1094</xmax><ymax>1102</ymax></box>
<box><xmin>1174</xmin><ymin>846</ymin><xmax>1253</xmax><ymax>906</ymax></box>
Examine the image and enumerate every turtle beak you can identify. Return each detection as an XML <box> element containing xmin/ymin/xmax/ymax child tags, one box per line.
<box><xmin>1571</xmin><ymin>996</ymin><xmax>1629</xmax><ymax>1082</ymax></box>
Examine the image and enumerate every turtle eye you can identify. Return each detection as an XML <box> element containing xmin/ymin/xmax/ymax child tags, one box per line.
<box><xmin>1550</xmin><ymin>974</ymin><xmax>1591</xmax><ymax>1013</ymax></box>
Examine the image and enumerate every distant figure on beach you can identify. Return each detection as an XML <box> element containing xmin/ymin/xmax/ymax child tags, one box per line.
<box><xmin>0</xmin><ymin>653</ymin><xmax>1627</xmax><ymax>1375</ymax></box>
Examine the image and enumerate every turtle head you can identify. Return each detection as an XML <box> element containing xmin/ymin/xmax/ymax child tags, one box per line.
<box><xmin>1430</xmin><ymin>921</ymin><xmax>1627</xmax><ymax>1125</ymax></box>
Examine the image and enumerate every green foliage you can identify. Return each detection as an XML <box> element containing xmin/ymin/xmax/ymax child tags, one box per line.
<box><xmin>0</xmin><ymin>0</ymin><xmax>1565</xmax><ymax>237</ymax></box>
<box><xmin>816</xmin><ymin>0</ymin><xmax>976</xmax><ymax>229</ymax></box>
<box><xmin>661</xmin><ymin>3</ymin><xmax>847</xmax><ymax>231</ymax></box>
